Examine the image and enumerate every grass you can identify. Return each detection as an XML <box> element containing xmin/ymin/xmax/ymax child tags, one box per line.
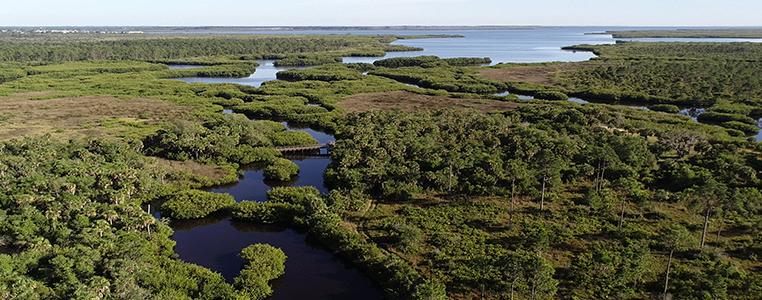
<box><xmin>0</xmin><ymin>93</ymin><xmax>191</xmax><ymax>140</ymax></box>
<box><xmin>338</xmin><ymin>91</ymin><xmax>519</xmax><ymax>113</ymax></box>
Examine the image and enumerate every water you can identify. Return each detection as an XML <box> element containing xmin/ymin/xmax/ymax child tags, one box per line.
<box><xmin>494</xmin><ymin>91</ymin><xmax>534</xmax><ymax>100</ymax></box>
<box><xmin>167</xmin><ymin>121</ymin><xmax>374</xmax><ymax>298</ymax></box>
<box><xmin>172</xmin><ymin>218</ymin><xmax>381</xmax><ymax>300</ymax></box>
<box><xmin>166</xmin><ymin>27</ymin><xmax>762</xmax><ymax>296</ymax></box>
<box><xmin>283</xmin><ymin>121</ymin><xmax>336</xmax><ymax>144</ymax></box>
<box><xmin>679</xmin><ymin>108</ymin><xmax>706</xmax><ymax>121</ymax></box>
<box><xmin>567</xmin><ymin>97</ymin><xmax>590</xmax><ymax>104</ymax></box>
<box><xmin>176</xmin><ymin>60</ymin><xmax>293</xmax><ymax>87</ymax></box>
<box><xmin>756</xmin><ymin>118</ymin><xmax>762</xmax><ymax>142</ymax></box>
<box><xmin>343</xmin><ymin>27</ymin><xmax>617</xmax><ymax>65</ymax></box>
<box><xmin>208</xmin><ymin>156</ymin><xmax>331</xmax><ymax>202</ymax></box>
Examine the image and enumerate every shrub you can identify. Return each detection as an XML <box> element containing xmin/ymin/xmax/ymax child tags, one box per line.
<box><xmin>234</xmin><ymin>244</ymin><xmax>287</xmax><ymax>299</ymax></box>
<box><xmin>263</xmin><ymin>158</ymin><xmax>299</xmax><ymax>181</ymax></box>
<box><xmin>274</xmin><ymin>55</ymin><xmax>342</xmax><ymax>67</ymax></box>
<box><xmin>239</xmin><ymin>147</ymin><xmax>281</xmax><ymax>165</ymax></box>
<box><xmin>534</xmin><ymin>90</ymin><xmax>569</xmax><ymax>101</ymax></box>
<box><xmin>721</xmin><ymin>121</ymin><xmax>759</xmax><ymax>135</ymax></box>
<box><xmin>232</xmin><ymin>202</ymin><xmax>297</xmax><ymax>224</ymax></box>
<box><xmin>443</xmin><ymin>57</ymin><xmax>492</xmax><ymax>66</ymax></box>
<box><xmin>161</xmin><ymin>190</ymin><xmax>235</xmax><ymax>219</ymax></box>
<box><xmin>649</xmin><ymin>104</ymin><xmax>681</xmax><ymax>113</ymax></box>
<box><xmin>374</xmin><ymin>56</ymin><xmax>442</xmax><ymax>68</ymax></box>
<box><xmin>698</xmin><ymin>112</ymin><xmax>756</xmax><ymax>125</ymax></box>
<box><xmin>270</xmin><ymin>131</ymin><xmax>318</xmax><ymax>147</ymax></box>
<box><xmin>326</xmin><ymin>189</ymin><xmax>369</xmax><ymax>212</ymax></box>
<box><xmin>267</xmin><ymin>186</ymin><xmax>322</xmax><ymax>206</ymax></box>
<box><xmin>276</xmin><ymin>65</ymin><xmax>362</xmax><ymax>82</ymax></box>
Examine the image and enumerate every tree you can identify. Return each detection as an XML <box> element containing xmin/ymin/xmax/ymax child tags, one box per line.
<box><xmin>612</xmin><ymin>177</ymin><xmax>645</xmax><ymax>228</ymax></box>
<box><xmin>523</xmin><ymin>253</ymin><xmax>557</xmax><ymax>300</ymax></box>
<box><xmin>533</xmin><ymin>149</ymin><xmax>563</xmax><ymax>211</ymax></box>
<box><xmin>660</xmin><ymin>224</ymin><xmax>695</xmax><ymax>298</ymax></box>
<box><xmin>569</xmin><ymin>241</ymin><xmax>653</xmax><ymax>298</ymax></box>
<box><xmin>503</xmin><ymin>159</ymin><xmax>532</xmax><ymax>226</ymax></box>
<box><xmin>687</xmin><ymin>176</ymin><xmax>728</xmax><ymax>249</ymax></box>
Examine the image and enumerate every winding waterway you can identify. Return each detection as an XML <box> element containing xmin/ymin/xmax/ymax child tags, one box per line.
<box><xmin>160</xmin><ymin>115</ymin><xmax>382</xmax><ymax>299</ymax></box>
<box><xmin>167</xmin><ymin>28</ymin><xmax>762</xmax><ymax>298</ymax></box>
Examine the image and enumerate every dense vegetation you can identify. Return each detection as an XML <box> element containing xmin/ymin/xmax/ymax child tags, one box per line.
<box><xmin>373</xmin><ymin>56</ymin><xmax>491</xmax><ymax>68</ymax></box>
<box><xmin>160</xmin><ymin>190</ymin><xmax>236</xmax><ymax>219</ymax></box>
<box><xmin>263</xmin><ymin>158</ymin><xmax>299</xmax><ymax>181</ymax></box>
<box><xmin>234</xmin><ymin>244</ymin><xmax>287</xmax><ymax>299</ymax></box>
<box><xmin>0</xmin><ymin>31</ymin><xmax>759</xmax><ymax>300</ymax></box>
<box><xmin>327</xmin><ymin>107</ymin><xmax>761</xmax><ymax>299</ymax></box>
<box><xmin>370</xmin><ymin>66</ymin><xmax>507</xmax><ymax>94</ymax></box>
<box><xmin>0</xmin><ymin>35</ymin><xmax>408</xmax><ymax>63</ymax></box>
<box><xmin>484</xmin><ymin>42</ymin><xmax>762</xmax><ymax>136</ymax></box>
<box><xmin>0</xmin><ymin>138</ymin><xmax>247</xmax><ymax>299</ymax></box>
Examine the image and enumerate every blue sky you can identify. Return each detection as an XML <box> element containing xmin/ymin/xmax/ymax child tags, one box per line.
<box><xmin>2</xmin><ymin>0</ymin><xmax>760</xmax><ymax>26</ymax></box>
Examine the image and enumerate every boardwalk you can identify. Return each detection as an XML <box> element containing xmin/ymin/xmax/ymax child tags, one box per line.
<box><xmin>276</xmin><ymin>141</ymin><xmax>335</xmax><ymax>155</ymax></box>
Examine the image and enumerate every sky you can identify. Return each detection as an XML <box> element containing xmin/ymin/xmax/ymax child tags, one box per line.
<box><xmin>2</xmin><ymin>0</ymin><xmax>760</xmax><ymax>27</ymax></box>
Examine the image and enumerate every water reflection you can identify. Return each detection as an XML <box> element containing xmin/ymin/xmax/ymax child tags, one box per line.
<box><xmin>208</xmin><ymin>157</ymin><xmax>331</xmax><ymax>202</ymax></box>
<box><xmin>172</xmin><ymin>218</ymin><xmax>382</xmax><ymax>300</ymax></box>
<box><xmin>175</xmin><ymin>60</ymin><xmax>293</xmax><ymax>87</ymax></box>
<box><xmin>679</xmin><ymin>108</ymin><xmax>706</xmax><ymax>121</ymax></box>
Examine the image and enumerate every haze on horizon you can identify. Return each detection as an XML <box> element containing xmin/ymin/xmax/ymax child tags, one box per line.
<box><xmin>3</xmin><ymin>0</ymin><xmax>761</xmax><ymax>27</ymax></box>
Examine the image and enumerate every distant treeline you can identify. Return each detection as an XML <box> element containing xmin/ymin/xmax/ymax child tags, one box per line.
<box><xmin>0</xmin><ymin>36</ymin><xmax>406</xmax><ymax>63</ymax></box>
<box><xmin>607</xmin><ymin>29</ymin><xmax>762</xmax><ymax>39</ymax></box>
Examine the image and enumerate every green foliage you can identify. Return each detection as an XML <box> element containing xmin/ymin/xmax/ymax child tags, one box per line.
<box><xmin>374</xmin><ymin>56</ymin><xmax>444</xmax><ymax>68</ymax></box>
<box><xmin>569</xmin><ymin>241</ymin><xmax>654</xmax><ymax>299</ymax></box>
<box><xmin>270</xmin><ymin>131</ymin><xmax>318</xmax><ymax>147</ymax></box>
<box><xmin>232</xmin><ymin>202</ymin><xmax>297</xmax><ymax>224</ymax></box>
<box><xmin>0</xmin><ymin>66</ymin><xmax>26</xmax><ymax>83</ymax></box>
<box><xmin>697</xmin><ymin>111</ymin><xmax>757</xmax><ymax>125</ymax></box>
<box><xmin>28</xmin><ymin>60</ymin><xmax>167</xmax><ymax>75</ymax></box>
<box><xmin>233</xmin><ymin>96</ymin><xmax>329</xmax><ymax>122</ymax></box>
<box><xmin>160</xmin><ymin>189</ymin><xmax>235</xmax><ymax>219</ymax></box>
<box><xmin>234</xmin><ymin>244</ymin><xmax>287</xmax><ymax>300</ymax></box>
<box><xmin>0</xmin><ymin>35</ymin><xmax>406</xmax><ymax>63</ymax></box>
<box><xmin>142</xmin><ymin>115</ymin><xmax>284</xmax><ymax>164</ymax></box>
<box><xmin>0</xmin><ymin>137</ymin><xmax>237</xmax><ymax>298</ymax></box>
<box><xmin>328</xmin><ymin>108</ymin><xmax>658</xmax><ymax>201</ymax></box>
<box><xmin>276</xmin><ymin>64</ymin><xmax>363</xmax><ymax>82</ymax></box>
<box><xmin>649</xmin><ymin>104</ymin><xmax>681</xmax><ymax>113</ymax></box>
<box><xmin>274</xmin><ymin>54</ymin><xmax>342</xmax><ymax>67</ymax></box>
<box><xmin>369</xmin><ymin>66</ymin><xmax>507</xmax><ymax>94</ymax></box>
<box><xmin>554</xmin><ymin>43</ymin><xmax>762</xmax><ymax>110</ymax></box>
<box><xmin>442</xmin><ymin>57</ymin><xmax>492</xmax><ymax>66</ymax></box>
<box><xmin>534</xmin><ymin>90</ymin><xmax>569</xmax><ymax>101</ymax></box>
<box><xmin>263</xmin><ymin>158</ymin><xmax>299</xmax><ymax>181</ymax></box>
<box><xmin>373</xmin><ymin>56</ymin><xmax>491</xmax><ymax>68</ymax></box>
<box><xmin>668</xmin><ymin>253</ymin><xmax>746</xmax><ymax>300</ymax></box>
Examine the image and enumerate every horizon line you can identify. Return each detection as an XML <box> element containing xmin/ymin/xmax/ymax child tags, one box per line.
<box><xmin>2</xmin><ymin>25</ymin><xmax>762</xmax><ymax>28</ymax></box>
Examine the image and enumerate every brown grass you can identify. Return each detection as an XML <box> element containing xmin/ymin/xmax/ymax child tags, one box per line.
<box><xmin>0</xmin><ymin>93</ymin><xmax>190</xmax><ymax>140</ymax></box>
<box><xmin>478</xmin><ymin>62</ymin><xmax>589</xmax><ymax>84</ymax></box>
<box><xmin>338</xmin><ymin>91</ymin><xmax>518</xmax><ymax>113</ymax></box>
<box><xmin>154</xmin><ymin>158</ymin><xmax>232</xmax><ymax>183</ymax></box>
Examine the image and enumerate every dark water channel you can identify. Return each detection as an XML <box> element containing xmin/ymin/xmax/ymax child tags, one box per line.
<box><xmin>163</xmin><ymin>116</ymin><xmax>380</xmax><ymax>299</ymax></box>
